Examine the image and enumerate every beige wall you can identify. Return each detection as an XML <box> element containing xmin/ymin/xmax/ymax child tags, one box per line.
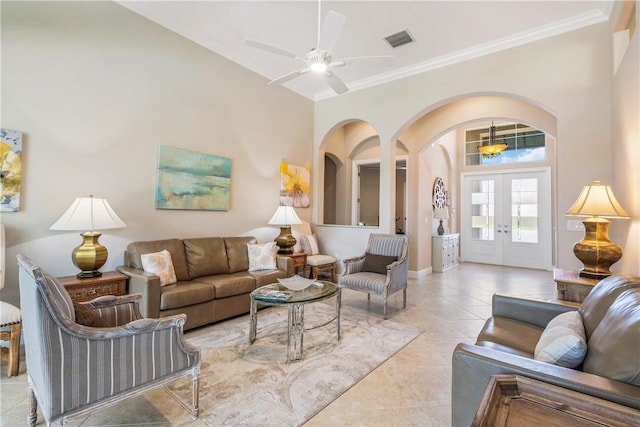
<box><xmin>611</xmin><ymin>3</ymin><xmax>640</xmax><ymax>275</ymax></box>
<box><xmin>313</xmin><ymin>21</ymin><xmax>631</xmax><ymax>274</ymax></box>
<box><xmin>0</xmin><ymin>1</ymin><xmax>313</xmax><ymax>305</ymax></box>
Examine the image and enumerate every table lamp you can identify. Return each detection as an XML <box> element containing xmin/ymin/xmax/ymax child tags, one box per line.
<box><xmin>433</xmin><ymin>207</ymin><xmax>449</xmax><ymax>236</ymax></box>
<box><xmin>565</xmin><ymin>181</ymin><xmax>629</xmax><ymax>279</ymax></box>
<box><xmin>50</xmin><ymin>195</ymin><xmax>126</xmax><ymax>278</ymax></box>
<box><xmin>268</xmin><ymin>206</ymin><xmax>302</xmax><ymax>254</ymax></box>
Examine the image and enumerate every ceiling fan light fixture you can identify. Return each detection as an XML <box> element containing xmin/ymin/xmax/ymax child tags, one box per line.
<box><xmin>310</xmin><ymin>62</ymin><xmax>328</xmax><ymax>73</ymax></box>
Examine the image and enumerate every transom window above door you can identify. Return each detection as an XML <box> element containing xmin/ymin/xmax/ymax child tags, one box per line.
<box><xmin>464</xmin><ymin>122</ymin><xmax>546</xmax><ymax>166</ymax></box>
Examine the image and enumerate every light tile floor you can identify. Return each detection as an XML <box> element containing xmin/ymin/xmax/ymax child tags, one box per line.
<box><xmin>0</xmin><ymin>263</ymin><xmax>555</xmax><ymax>426</ymax></box>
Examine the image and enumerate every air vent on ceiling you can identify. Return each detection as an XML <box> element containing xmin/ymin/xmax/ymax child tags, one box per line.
<box><xmin>384</xmin><ymin>29</ymin><xmax>414</xmax><ymax>48</ymax></box>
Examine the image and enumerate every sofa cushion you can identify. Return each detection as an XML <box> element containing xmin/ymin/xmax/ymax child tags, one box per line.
<box><xmin>476</xmin><ymin>317</ymin><xmax>543</xmax><ymax>356</ymax></box>
<box><xmin>579</xmin><ymin>274</ymin><xmax>640</xmax><ymax>338</ymax></box>
<box><xmin>183</xmin><ymin>237</ymin><xmax>230</xmax><ymax>278</ymax></box>
<box><xmin>194</xmin><ymin>274</ymin><xmax>256</xmax><ymax>299</ymax></box>
<box><xmin>140</xmin><ymin>250</ymin><xmax>177</xmax><ymax>286</ymax></box>
<box><xmin>225</xmin><ymin>236</ymin><xmax>256</xmax><ymax>273</ymax></box>
<box><xmin>127</xmin><ymin>239</ymin><xmax>190</xmax><ymax>281</ymax></box>
<box><xmin>248</xmin><ymin>242</ymin><xmax>278</xmax><ymax>271</ymax></box>
<box><xmin>583</xmin><ymin>289</ymin><xmax>640</xmax><ymax>385</ymax></box>
<box><xmin>159</xmin><ymin>281</ymin><xmax>216</xmax><ymax>311</ymax></box>
<box><xmin>249</xmin><ymin>268</ymin><xmax>287</xmax><ymax>287</ymax></box>
<box><xmin>534</xmin><ymin>311</ymin><xmax>587</xmax><ymax>368</ymax></box>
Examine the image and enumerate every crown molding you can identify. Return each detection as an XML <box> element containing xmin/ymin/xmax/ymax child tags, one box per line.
<box><xmin>315</xmin><ymin>8</ymin><xmax>608</xmax><ymax>101</ymax></box>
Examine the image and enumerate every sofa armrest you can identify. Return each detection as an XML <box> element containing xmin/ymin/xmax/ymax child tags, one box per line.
<box><xmin>492</xmin><ymin>294</ymin><xmax>580</xmax><ymax>328</ymax></box>
<box><xmin>452</xmin><ymin>343</ymin><xmax>640</xmax><ymax>427</ymax></box>
<box><xmin>116</xmin><ymin>266</ymin><xmax>161</xmax><ymax>318</ymax></box>
<box><xmin>276</xmin><ymin>255</ymin><xmax>294</xmax><ymax>277</ymax></box>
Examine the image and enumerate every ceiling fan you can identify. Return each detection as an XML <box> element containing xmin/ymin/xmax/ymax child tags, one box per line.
<box><xmin>244</xmin><ymin>1</ymin><xmax>391</xmax><ymax>95</ymax></box>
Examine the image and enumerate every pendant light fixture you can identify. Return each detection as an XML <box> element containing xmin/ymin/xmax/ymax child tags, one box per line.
<box><xmin>478</xmin><ymin>122</ymin><xmax>508</xmax><ymax>158</ymax></box>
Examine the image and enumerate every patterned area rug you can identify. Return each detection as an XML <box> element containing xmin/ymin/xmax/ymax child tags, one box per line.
<box><xmin>167</xmin><ymin>303</ymin><xmax>422</xmax><ymax>426</ymax></box>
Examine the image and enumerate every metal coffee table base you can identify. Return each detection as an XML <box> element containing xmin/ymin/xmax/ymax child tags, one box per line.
<box><xmin>249</xmin><ymin>284</ymin><xmax>341</xmax><ymax>363</ymax></box>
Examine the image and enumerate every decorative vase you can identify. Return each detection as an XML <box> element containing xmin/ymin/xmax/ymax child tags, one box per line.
<box><xmin>437</xmin><ymin>219</ymin><xmax>445</xmax><ymax>236</ymax></box>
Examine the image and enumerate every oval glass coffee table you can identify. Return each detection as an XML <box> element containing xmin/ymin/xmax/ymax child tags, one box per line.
<box><xmin>249</xmin><ymin>280</ymin><xmax>341</xmax><ymax>362</ymax></box>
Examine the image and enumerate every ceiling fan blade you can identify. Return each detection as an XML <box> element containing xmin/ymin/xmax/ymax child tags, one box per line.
<box><xmin>269</xmin><ymin>68</ymin><xmax>309</xmax><ymax>86</ymax></box>
<box><xmin>317</xmin><ymin>11</ymin><xmax>346</xmax><ymax>53</ymax></box>
<box><xmin>324</xmin><ymin>70</ymin><xmax>348</xmax><ymax>94</ymax></box>
<box><xmin>334</xmin><ymin>55</ymin><xmax>394</xmax><ymax>66</ymax></box>
<box><xmin>244</xmin><ymin>38</ymin><xmax>299</xmax><ymax>60</ymax></box>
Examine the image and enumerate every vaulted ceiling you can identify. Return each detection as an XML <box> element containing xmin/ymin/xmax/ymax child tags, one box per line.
<box><xmin>118</xmin><ymin>1</ymin><xmax>613</xmax><ymax>100</ymax></box>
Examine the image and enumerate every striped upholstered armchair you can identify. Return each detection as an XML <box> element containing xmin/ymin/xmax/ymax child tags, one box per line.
<box><xmin>17</xmin><ymin>255</ymin><xmax>200</xmax><ymax>426</ymax></box>
<box><xmin>338</xmin><ymin>233</ymin><xmax>409</xmax><ymax>319</ymax></box>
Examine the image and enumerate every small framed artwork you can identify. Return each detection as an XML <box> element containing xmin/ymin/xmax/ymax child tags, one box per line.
<box><xmin>280</xmin><ymin>162</ymin><xmax>310</xmax><ymax>208</ymax></box>
<box><xmin>1</xmin><ymin>128</ymin><xmax>23</xmax><ymax>212</ymax></box>
<box><xmin>156</xmin><ymin>145</ymin><xmax>231</xmax><ymax>211</ymax></box>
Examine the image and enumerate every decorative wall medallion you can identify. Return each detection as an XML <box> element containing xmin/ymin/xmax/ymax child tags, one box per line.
<box><xmin>432</xmin><ymin>177</ymin><xmax>447</xmax><ymax>209</ymax></box>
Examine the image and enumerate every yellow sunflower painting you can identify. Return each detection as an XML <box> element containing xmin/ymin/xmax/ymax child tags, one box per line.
<box><xmin>1</xmin><ymin>129</ymin><xmax>22</xmax><ymax>212</ymax></box>
<box><xmin>280</xmin><ymin>162</ymin><xmax>310</xmax><ymax>208</ymax></box>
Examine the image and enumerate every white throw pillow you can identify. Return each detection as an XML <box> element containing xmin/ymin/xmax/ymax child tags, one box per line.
<box><xmin>247</xmin><ymin>242</ymin><xmax>277</xmax><ymax>271</ymax></box>
<box><xmin>141</xmin><ymin>250</ymin><xmax>177</xmax><ymax>286</ymax></box>
<box><xmin>534</xmin><ymin>311</ymin><xmax>587</xmax><ymax>368</ymax></box>
<box><xmin>300</xmin><ymin>234</ymin><xmax>320</xmax><ymax>255</ymax></box>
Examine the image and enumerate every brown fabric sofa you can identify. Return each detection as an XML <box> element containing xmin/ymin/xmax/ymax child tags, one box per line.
<box><xmin>117</xmin><ymin>236</ymin><xmax>292</xmax><ymax>330</ymax></box>
<box><xmin>452</xmin><ymin>274</ymin><xmax>640</xmax><ymax>426</ymax></box>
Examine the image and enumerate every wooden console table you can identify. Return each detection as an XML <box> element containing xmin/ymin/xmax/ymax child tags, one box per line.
<box><xmin>473</xmin><ymin>375</ymin><xmax>640</xmax><ymax>426</ymax></box>
<box><xmin>553</xmin><ymin>268</ymin><xmax>599</xmax><ymax>303</ymax></box>
<box><xmin>58</xmin><ymin>271</ymin><xmax>128</xmax><ymax>303</ymax></box>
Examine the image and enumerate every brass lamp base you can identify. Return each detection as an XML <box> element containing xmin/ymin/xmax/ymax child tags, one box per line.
<box><xmin>274</xmin><ymin>226</ymin><xmax>297</xmax><ymax>255</ymax></box>
<box><xmin>72</xmin><ymin>231</ymin><xmax>107</xmax><ymax>278</ymax></box>
<box><xmin>573</xmin><ymin>217</ymin><xmax>622</xmax><ymax>279</ymax></box>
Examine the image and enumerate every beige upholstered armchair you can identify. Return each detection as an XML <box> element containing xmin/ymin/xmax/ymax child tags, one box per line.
<box><xmin>293</xmin><ymin>222</ymin><xmax>337</xmax><ymax>282</ymax></box>
<box><xmin>338</xmin><ymin>233</ymin><xmax>409</xmax><ymax>319</ymax></box>
<box><xmin>1</xmin><ymin>224</ymin><xmax>22</xmax><ymax>377</ymax></box>
<box><xmin>17</xmin><ymin>255</ymin><xmax>200</xmax><ymax>426</ymax></box>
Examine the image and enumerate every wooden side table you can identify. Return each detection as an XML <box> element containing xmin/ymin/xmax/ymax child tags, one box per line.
<box><xmin>58</xmin><ymin>271</ymin><xmax>128</xmax><ymax>303</ymax></box>
<box><xmin>553</xmin><ymin>268</ymin><xmax>599</xmax><ymax>303</ymax></box>
<box><xmin>280</xmin><ymin>252</ymin><xmax>307</xmax><ymax>276</ymax></box>
<box><xmin>473</xmin><ymin>375</ymin><xmax>640</xmax><ymax>426</ymax></box>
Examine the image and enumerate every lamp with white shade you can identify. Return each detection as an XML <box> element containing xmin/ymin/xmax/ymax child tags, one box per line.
<box><xmin>268</xmin><ymin>206</ymin><xmax>302</xmax><ymax>254</ymax></box>
<box><xmin>50</xmin><ymin>195</ymin><xmax>126</xmax><ymax>278</ymax></box>
<box><xmin>565</xmin><ymin>181</ymin><xmax>629</xmax><ymax>279</ymax></box>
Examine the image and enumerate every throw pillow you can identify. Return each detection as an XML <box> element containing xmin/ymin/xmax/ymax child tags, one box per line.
<box><xmin>74</xmin><ymin>303</ymin><xmax>108</xmax><ymax>327</ymax></box>
<box><xmin>247</xmin><ymin>242</ymin><xmax>278</xmax><ymax>271</ymax></box>
<box><xmin>300</xmin><ymin>234</ymin><xmax>320</xmax><ymax>256</ymax></box>
<box><xmin>362</xmin><ymin>252</ymin><xmax>397</xmax><ymax>275</ymax></box>
<box><xmin>141</xmin><ymin>249</ymin><xmax>177</xmax><ymax>286</ymax></box>
<box><xmin>534</xmin><ymin>311</ymin><xmax>587</xmax><ymax>368</ymax></box>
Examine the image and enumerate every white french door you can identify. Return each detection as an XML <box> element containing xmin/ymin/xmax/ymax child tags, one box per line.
<box><xmin>461</xmin><ymin>168</ymin><xmax>552</xmax><ymax>269</ymax></box>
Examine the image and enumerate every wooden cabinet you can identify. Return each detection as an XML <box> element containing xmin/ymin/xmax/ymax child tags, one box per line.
<box><xmin>432</xmin><ymin>234</ymin><xmax>459</xmax><ymax>273</ymax></box>
<box><xmin>58</xmin><ymin>271</ymin><xmax>128</xmax><ymax>303</ymax></box>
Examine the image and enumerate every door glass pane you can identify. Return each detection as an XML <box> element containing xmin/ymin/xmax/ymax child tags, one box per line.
<box><xmin>511</xmin><ymin>178</ymin><xmax>538</xmax><ymax>243</ymax></box>
<box><xmin>471</xmin><ymin>179</ymin><xmax>494</xmax><ymax>241</ymax></box>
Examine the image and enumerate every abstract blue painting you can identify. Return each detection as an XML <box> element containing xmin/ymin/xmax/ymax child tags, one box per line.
<box><xmin>156</xmin><ymin>146</ymin><xmax>231</xmax><ymax>211</ymax></box>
